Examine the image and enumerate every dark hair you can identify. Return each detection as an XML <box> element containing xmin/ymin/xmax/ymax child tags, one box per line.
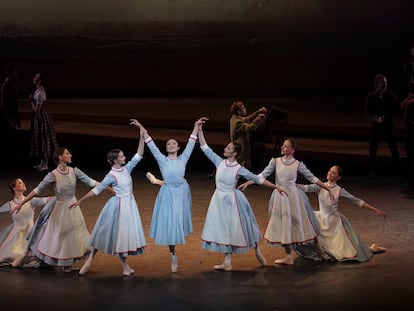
<box><xmin>232</xmin><ymin>142</ymin><xmax>243</xmax><ymax>156</ymax></box>
<box><xmin>36</xmin><ymin>72</ymin><xmax>46</xmax><ymax>87</ymax></box>
<box><xmin>230</xmin><ymin>101</ymin><xmax>244</xmax><ymax>115</ymax></box>
<box><xmin>53</xmin><ymin>147</ymin><xmax>67</xmax><ymax>165</ymax></box>
<box><xmin>285</xmin><ymin>138</ymin><xmax>298</xmax><ymax>151</ymax></box>
<box><xmin>107</xmin><ymin>149</ymin><xmax>122</xmax><ymax>165</ymax></box>
<box><xmin>8</xmin><ymin>178</ymin><xmax>18</xmax><ymax>195</ymax></box>
<box><xmin>374</xmin><ymin>74</ymin><xmax>386</xmax><ymax>88</ymax></box>
<box><xmin>334</xmin><ymin>165</ymin><xmax>344</xmax><ymax>177</ymax></box>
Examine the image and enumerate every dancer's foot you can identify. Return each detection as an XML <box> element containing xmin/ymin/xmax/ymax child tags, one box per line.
<box><xmin>171</xmin><ymin>254</ymin><xmax>178</xmax><ymax>273</ymax></box>
<box><xmin>370</xmin><ymin>243</ymin><xmax>386</xmax><ymax>254</ymax></box>
<box><xmin>62</xmin><ymin>266</ymin><xmax>75</xmax><ymax>273</ymax></box>
<box><xmin>79</xmin><ymin>259</ymin><xmax>93</xmax><ymax>276</ymax></box>
<box><xmin>123</xmin><ymin>265</ymin><xmax>135</xmax><ymax>276</ymax></box>
<box><xmin>255</xmin><ymin>248</ymin><xmax>268</xmax><ymax>266</ymax></box>
<box><xmin>11</xmin><ymin>253</ymin><xmax>27</xmax><ymax>267</ymax></box>
<box><xmin>37</xmin><ymin>165</ymin><xmax>48</xmax><ymax>171</ymax></box>
<box><xmin>274</xmin><ymin>256</ymin><xmax>294</xmax><ymax>265</ymax></box>
<box><xmin>213</xmin><ymin>262</ymin><xmax>232</xmax><ymax>271</ymax></box>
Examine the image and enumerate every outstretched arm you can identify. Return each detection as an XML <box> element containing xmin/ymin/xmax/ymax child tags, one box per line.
<box><xmin>69</xmin><ymin>190</ymin><xmax>96</xmax><ymax>208</ymax></box>
<box><xmin>13</xmin><ymin>190</ymin><xmax>37</xmax><ymax>214</ymax></box>
<box><xmin>363</xmin><ymin>202</ymin><xmax>386</xmax><ymax>217</ymax></box>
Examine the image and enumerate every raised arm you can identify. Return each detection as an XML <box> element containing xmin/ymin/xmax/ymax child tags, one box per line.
<box><xmin>197</xmin><ymin>117</ymin><xmax>209</xmax><ymax>146</ymax></box>
<box><xmin>130</xmin><ymin>119</ymin><xmax>150</xmax><ymax>141</ymax></box>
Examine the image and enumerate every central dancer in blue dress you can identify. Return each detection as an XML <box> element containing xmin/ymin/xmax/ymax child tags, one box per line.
<box><xmin>135</xmin><ymin>117</ymin><xmax>206</xmax><ymax>273</ymax></box>
<box><xmin>198</xmin><ymin>119</ymin><xmax>287</xmax><ymax>271</ymax></box>
<box><xmin>71</xmin><ymin>121</ymin><xmax>146</xmax><ymax>276</ymax></box>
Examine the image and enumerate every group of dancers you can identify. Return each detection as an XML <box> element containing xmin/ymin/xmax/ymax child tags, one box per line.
<box><xmin>0</xmin><ymin>117</ymin><xmax>387</xmax><ymax>276</ymax></box>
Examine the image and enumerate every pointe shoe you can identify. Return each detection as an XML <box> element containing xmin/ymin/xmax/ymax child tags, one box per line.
<box><xmin>370</xmin><ymin>243</ymin><xmax>386</xmax><ymax>254</ymax></box>
<box><xmin>79</xmin><ymin>259</ymin><xmax>92</xmax><ymax>275</ymax></box>
<box><xmin>274</xmin><ymin>256</ymin><xmax>294</xmax><ymax>265</ymax></box>
<box><xmin>255</xmin><ymin>249</ymin><xmax>268</xmax><ymax>266</ymax></box>
<box><xmin>146</xmin><ymin>172</ymin><xmax>158</xmax><ymax>184</ymax></box>
<box><xmin>37</xmin><ymin>165</ymin><xmax>49</xmax><ymax>171</ymax></box>
<box><xmin>33</xmin><ymin>163</ymin><xmax>41</xmax><ymax>169</ymax></box>
<box><xmin>213</xmin><ymin>262</ymin><xmax>232</xmax><ymax>271</ymax></box>
<box><xmin>11</xmin><ymin>253</ymin><xmax>27</xmax><ymax>267</ymax></box>
<box><xmin>171</xmin><ymin>255</ymin><xmax>178</xmax><ymax>273</ymax></box>
<box><xmin>123</xmin><ymin>266</ymin><xmax>135</xmax><ymax>276</ymax></box>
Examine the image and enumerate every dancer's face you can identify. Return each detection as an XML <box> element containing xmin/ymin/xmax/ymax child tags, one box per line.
<box><xmin>115</xmin><ymin>151</ymin><xmax>126</xmax><ymax>166</ymax></box>
<box><xmin>223</xmin><ymin>143</ymin><xmax>236</xmax><ymax>158</ymax></box>
<box><xmin>166</xmin><ymin>139</ymin><xmax>180</xmax><ymax>154</ymax></box>
<box><xmin>59</xmin><ymin>149</ymin><xmax>72</xmax><ymax>164</ymax></box>
<box><xmin>281</xmin><ymin>140</ymin><xmax>294</xmax><ymax>156</ymax></box>
<box><xmin>33</xmin><ymin>73</ymin><xmax>41</xmax><ymax>85</ymax></box>
<box><xmin>13</xmin><ymin>179</ymin><xmax>26</xmax><ymax>192</ymax></box>
<box><xmin>327</xmin><ymin>166</ymin><xmax>341</xmax><ymax>183</ymax></box>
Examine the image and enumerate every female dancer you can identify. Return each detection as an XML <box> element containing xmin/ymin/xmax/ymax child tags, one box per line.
<box><xmin>29</xmin><ymin>73</ymin><xmax>58</xmax><ymax>171</ymax></box>
<box><xmin>133</xmin><ymin>117</ymin><xmax>204</xmax><ymax>272</ymax></box>
<box><xmin>71</xmin><ymin>122</ymin><xmax>146</xmax><ymax>276</ymax></box>
<box><xmin>14</xmin><ymin>147</ymin><xmax>99</xmax><ymax>272</ymax></box>
<box><xmin>296</xmin><ymin>165</ymin><xmax>386</xmax><ymax>262</ymax></box>
<box><xmin>198</xmin><ymin>119</ymin><xmax>287</xmax><ymax>271</ymax></box>
<box><xmin>240</xmin><ymin>139</ymin><xmax>332</xmax><ymax>265</ymax></box>
<box><xmin>0</xmin><ymin>178</ymin><xmax>53</xmax><ymax>267</ymax></box>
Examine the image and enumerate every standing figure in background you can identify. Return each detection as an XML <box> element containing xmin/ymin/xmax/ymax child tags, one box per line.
<box><xmin>239</xmin><ymin>139</ymin><xmax>332</xmax><ymax>265</ymax></box>
<box><xmin>13</xmin><ymin>147</ymin><xmax>99</xmax><ymax>272</ymax></box>
<box><xmin>30</xmin><ymin>73</ymin><xmax>58</xmax><ymax>171</ymax></box>
<box><xmin>198</xmin><ymin>118</ymin><xmax>287</xmax><ymax>271</ymax></box>
<box><xmin>137</xmin><ymin>118</ymin><xmax>204</xmax><ymax>273</ymax></box>
<box><xmin>0</xmin><ymin>178</ymin><xmax>53</xmax><ymax>267</ymax></box>
<box><xmin>402</xmin><ymin>43</ymin><xmax>414</xmax><ymax>96</ymax></box>
<box><xmin>229</xmin><ymin>101</ymin><xmax>266</xmax><ymax>170</ymax></box>
<box><xmin>296</xmin><ymin>165</ymin><xmax>386</xmax><ymax>262</ymax></box>
<box><xmin>71</xmin><ymin>121</ymin><xmax>146</xmax><ymax>276</ymax></box>
<box><xmin>401</xmin><ymin>82</ymin><xmax>414</xmax><ymax>189</ymax></box>
<box><xmin>0</xmin><ymin>65</ymin><xmax>20</xmax><ymax>134</ymax></box>
<box><xmin>365</xmin><ymin>74</ymin><xmax>400</xmax><ymax>178</ymax></box>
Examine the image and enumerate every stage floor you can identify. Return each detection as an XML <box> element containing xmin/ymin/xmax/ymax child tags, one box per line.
<box><xmin>0</xmin><ymin>168</ymin><xmax>413</xmax><ymax>310</ymax></box>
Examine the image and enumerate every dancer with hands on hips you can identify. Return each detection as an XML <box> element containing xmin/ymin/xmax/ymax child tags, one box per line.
<box><xmin>239</xmin><ymin>139</ymin><xmax>333</xmax><ymax>265</ymax></box>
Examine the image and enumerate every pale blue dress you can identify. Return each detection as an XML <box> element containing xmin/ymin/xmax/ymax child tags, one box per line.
<box><xmin>88</xmin><ymin>154</ymin><xmax>146</xmax><ymax>256</ymax></box>
<box><xmin>200</xmin><ymin>144</ymin><xmax>265</xmax><ymax>254</ymax></box>
<box><xmin>145</xmin><ymin>135</ymin><xmax>196</xmax><ymax>245</ymax></box>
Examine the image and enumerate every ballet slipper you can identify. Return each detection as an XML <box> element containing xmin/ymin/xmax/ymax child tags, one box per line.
<box><xmin>255</xmin><ymin>248</ymin><xmax>268</xmax><ymax>266</ymax></box>
<box><xmin>79</xmin><ymin>259</ymin><xmax>93</xmax><ymax>276</ymax></box>
<box><xmin>171</xmin><ymin>254</ymin><xmax>178</xmax><ymax>273</ymax></box>
<box><xmin>370</xmin><ymin>243</ymin><xmax>386</xmax><ymax>254</ymax></box>
<box><xmin>274</xmin><ymin>254</ymin><xmax>294</xmax><ymax>265</ymax></box>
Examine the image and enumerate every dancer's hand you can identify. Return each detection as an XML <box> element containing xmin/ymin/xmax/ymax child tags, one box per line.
<box><xmin>374</xmin><ymin>208</ymin><xmax>386</xmax><ymax>218</ymax></box>
<box><xmin>69</xmin><ymin>201</ymin><xmax>80</xmax><ymax>208</ymax></box>
<box><xmin>276</xmin><ymin>187</ymin><xmax>288</xmax><ymax>197</ymax></box>
<box><xmin>238</xmin><ymin>181</ymin><xmax>252</xmax><ymax>191</ymax></box>
<box><xmin>130</xmin><ymin>118</ymin><xmax>143</xmax><ymax>128</ymax></box>
<box><xmin>13</xmin><ymin>203</ymin><xmax>23</xmax><ymax>214</ymax></box>
<box><xmin>195</xmin><ymin>117</ymin><xmax>209</xmax><ymax>127</ymax></box>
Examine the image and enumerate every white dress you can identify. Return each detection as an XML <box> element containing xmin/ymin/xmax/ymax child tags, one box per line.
<box><xmin>260</xmin><ymin>157</ymin><xmax>320</xmax><ymax>246</ymax></box>
<box><xmin>88</xmin><ymin>154</ymin><xmax>146</xmax><ymax>256</ymax></box>
<box><xmin>200</xmin><ymin>145</ymin><xmax>265</xmax><ymax>254</ymax></box>
<box><xmin>29</xmin><ymin>166</ymin><xmax>96</xmax><ymax>266</ymax></box>
<box><xmin>302</xmin><ymin>182</ymin><xmax>373</xmax><ymax>262</ymax></box>
<box><xmin>0</xmin><ymin>197</ymin><xmax>49</xmax><ymax>264</ymax></box>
